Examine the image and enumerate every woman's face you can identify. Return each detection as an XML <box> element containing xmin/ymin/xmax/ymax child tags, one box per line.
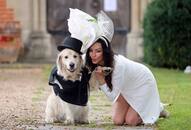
<box><xmin>89</xmin><ymin>42</ymin><xmax>104</xmax><ymax>65</ymax></box>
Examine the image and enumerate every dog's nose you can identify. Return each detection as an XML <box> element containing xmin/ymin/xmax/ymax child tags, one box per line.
<box><xmin>69</xmin><ymin>63</ymin><xmax>75</xmax><ymax>69</ymax></box>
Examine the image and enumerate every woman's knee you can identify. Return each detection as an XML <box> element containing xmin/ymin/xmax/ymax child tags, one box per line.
<box><xmin>125</xmin><ymin>116</ymin><xmax>138</xmax><ymax>126</ymax></box>
<box><xmin>112</xmin><ymin>94</ymin><xmax>129</xmax><ymax>125</ymax></box>
<box><xmin>125</xmin><ymin>114</ymin><xmax>142</xmax><ymax>126</ymax></box>
<box><xmin>125</xmin><ymin>107</ymin><xmax>142</xmax><ymax>126</ymax></box>
<box><xmin>112</xmin><ymin>115</ymin><xmax>124</xmax><ymax>125</ymax></box>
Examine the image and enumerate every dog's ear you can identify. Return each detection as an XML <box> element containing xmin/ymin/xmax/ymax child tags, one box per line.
<box><xmin>56</xmin><ymin>53</ymin><xmax>62</xmax><ymax>74</ymax></box>
<box><xmin>78</xmin><ymin>55</ymin><xmax>83</xmax><ymax>71</ymax></box>
<box><xmin>79</xmin><ymin>56</ymin><xmax>83</xmax><ymax>68</ymax></box>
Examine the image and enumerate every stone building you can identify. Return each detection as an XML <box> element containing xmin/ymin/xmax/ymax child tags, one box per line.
<box><xmin>1</xmin><ymin>0</ymin><xmax>151</xmax><ymax>63</ymax></box>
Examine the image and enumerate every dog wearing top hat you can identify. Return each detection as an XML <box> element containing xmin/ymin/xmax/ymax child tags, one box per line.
<box><xmin>45</xmin><ymin>36</ymin><xmax>91</xmax><ymax>124</ymax></box>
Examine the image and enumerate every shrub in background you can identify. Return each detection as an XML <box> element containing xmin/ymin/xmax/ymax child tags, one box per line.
<box><xmin>143</xmin><ymin>0</ymin><xmax>191</xmax><ymax>70</ymax></box>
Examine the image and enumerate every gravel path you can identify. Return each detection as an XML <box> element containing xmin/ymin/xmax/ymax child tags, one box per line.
<box><xmin>0</xmin><ymin>65</ymin><xmax>49</xmax><ymax>130</ymax></box>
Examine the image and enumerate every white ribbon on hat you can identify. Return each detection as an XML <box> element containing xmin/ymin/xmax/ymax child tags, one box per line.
<box><xmin>67</xmin><ymin>8</ymin><xmax>114</xmax><ymax>53</ymax></box>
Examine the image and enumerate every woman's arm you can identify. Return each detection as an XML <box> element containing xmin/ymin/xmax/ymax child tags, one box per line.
<box><xmin>99</xmin><ymin>83</ymin><xmax>116</xmax><ymax>101</ymax></box>
<box><xmin>95</xmin><ymin>66</ymin><xmax>119</xmax><ymax>102</ymax></box>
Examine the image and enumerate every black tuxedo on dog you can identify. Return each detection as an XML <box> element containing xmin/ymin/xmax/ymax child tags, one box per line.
<box><xmin>49</xmin><ymin>66</ymin><xmax>91</xmax><ymax>106</ymax></box>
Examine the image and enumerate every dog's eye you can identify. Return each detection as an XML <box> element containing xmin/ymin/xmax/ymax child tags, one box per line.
<box><xmin>64</xmin><ymin>56</ymin><xmax>68</xmax><ymax>59</ymax></box>
<box><xmin>73</xmin><ymin>55</ymin><xmax>77</xmax><ymax>58</ymax></box>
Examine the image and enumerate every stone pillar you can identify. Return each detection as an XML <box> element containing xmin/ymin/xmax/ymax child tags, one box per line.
<box><xmin>140</xmin><ymin>0</ymin><xmax>149</xmax><ymax>22</ymax></box>
<box><xmin>127</xmin><ymin>0</ymin><xmax>143</xmax><ymax>61</ymax></box>
<box><xmin>27</xmin><ymin>0</ymin><xmax>51</xmax><ymax>61</ymax></box>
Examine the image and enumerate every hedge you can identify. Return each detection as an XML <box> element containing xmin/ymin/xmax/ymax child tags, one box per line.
<box><xmin>143</xmin><ymin>0</ymin><xmax>191</xmax><ymax>69</ymax></box>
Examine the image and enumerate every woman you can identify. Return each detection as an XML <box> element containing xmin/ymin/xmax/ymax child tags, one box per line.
<box><xmin>85</xmin><ymin>36</ymin><xmax>166</xmax><ymax>126</ymax></box>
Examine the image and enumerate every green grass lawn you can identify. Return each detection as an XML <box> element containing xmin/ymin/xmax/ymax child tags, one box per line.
<box><xmin>150</xmin><ymin>67</ymin><xmax>191</xmax><ymax>130</ymax></box>
<box><xmin>43</xmin><ymin>65</ymin><xmax>191</xmax><ymax>130</ymax></box>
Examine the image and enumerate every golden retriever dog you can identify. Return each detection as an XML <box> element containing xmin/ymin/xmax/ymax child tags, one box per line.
<box><xmin>45</xmin><ymin>48</ymin><xmax>90</xmax><ymax>124</ymax></box>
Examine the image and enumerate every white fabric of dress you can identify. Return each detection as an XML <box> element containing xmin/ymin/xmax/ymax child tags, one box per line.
<box><xmin>100</xmin><ymin>54</ymin><xmax>163</xmax><ymax>124</ymax></box>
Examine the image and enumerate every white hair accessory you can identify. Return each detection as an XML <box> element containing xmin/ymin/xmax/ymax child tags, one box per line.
<box><xmin>67</xmin><ymin>8</ymin><xmax>114</xmax><ymax>53</ymax></box>
<box><xmin>97</xmin><ymin>11</ymin><xmax>114</xmax><ymax>43</ymax></box>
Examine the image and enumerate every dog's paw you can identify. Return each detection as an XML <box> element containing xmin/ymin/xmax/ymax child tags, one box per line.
<box><xmin>64</xmin><ymin>119</ymin><xmax>74</xmax><ymax>125</ymax></box>
<box><xmin>45</xmin><ymin>117</ymin><xmax>55</xmax><ymax>123</ymax></box>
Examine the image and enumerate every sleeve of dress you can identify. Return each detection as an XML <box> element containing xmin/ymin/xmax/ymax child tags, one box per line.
<box><xmin>100</xmin><ymin>55</ymin><xmax>125</xmax><ymax>103</ymax></box>
<box><xmin>99</xmin><ymin>83</ymin><xmax>117</xmax><ymax>102</ymax></box>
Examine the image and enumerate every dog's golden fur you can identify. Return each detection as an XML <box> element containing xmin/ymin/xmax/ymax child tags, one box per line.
<box><xmin>45</xmin><ymin>49</ymin><xmax>89</xmax><ymax>124</ymax></box>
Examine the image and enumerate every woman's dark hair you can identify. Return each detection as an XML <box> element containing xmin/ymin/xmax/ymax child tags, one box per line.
<box><xmin>85</xmin><ymin>37</ymin><xmax>114</xmax><ymax>91</ymax></box>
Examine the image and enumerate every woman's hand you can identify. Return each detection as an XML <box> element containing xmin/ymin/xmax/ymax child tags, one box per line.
<box><xmin>95</xmin><ymin>66</ymin><xmax>106</xmax><ymax>85</ymax></box>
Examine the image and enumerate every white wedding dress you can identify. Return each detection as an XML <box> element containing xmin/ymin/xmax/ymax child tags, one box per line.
<box><xmin>100</xmin><ymin>54</ymin><xmax>163</xmax><ymax>124</ymax></box>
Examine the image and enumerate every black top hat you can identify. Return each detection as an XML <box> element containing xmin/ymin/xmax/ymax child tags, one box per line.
<box><xmin>57</xmin><ymin>36</ymin><xmax>83</xmax><ymax>54</ymax></box>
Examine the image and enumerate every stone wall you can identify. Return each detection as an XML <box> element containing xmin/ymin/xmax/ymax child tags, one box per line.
<box><xmin>6</xmin><ymin>0</ymin><xmax>52</xmax><ymax>62</ymax></box>
<box><xmin>0</xmin><ymin>0</ymin><xmax>23</xmax><ymax>63</ymax></box>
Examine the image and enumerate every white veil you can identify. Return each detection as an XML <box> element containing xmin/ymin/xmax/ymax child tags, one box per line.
<box><xmin>67</xmin><ymin>8</ymin><xmax>114</xmax><ymax>53</ymax></box>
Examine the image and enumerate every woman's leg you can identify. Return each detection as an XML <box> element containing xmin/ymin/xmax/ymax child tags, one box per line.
<box><xmin>112</xmin><ymin>94</ymin><xmax>130</xmax><ymax>125</ymax></box>
<box><xmin>125</xmin><ymin>107</ymin><xmax>142</xmax><ymax>126</ymax></box>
